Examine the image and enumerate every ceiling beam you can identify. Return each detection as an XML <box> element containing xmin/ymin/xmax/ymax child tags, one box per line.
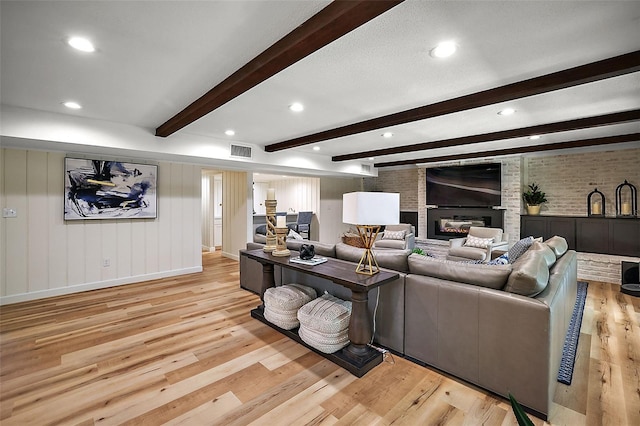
<box><xmin>374</xmin><ymin>133</ymin><xmax>640</xmax><ymax>167</ymax></box>
<box><xmin>155</xmin><ymin>0</ymin><xmax>404</xmax><ymax>138</ymax></box>
<box><xmin>332</xmin><ymin>109</ymin><xmax>640</xmax><ymax>161</ymax></box>
<box><xmin>265</xmin><ymin>50</ymin><xmax>640</xmax><ymax>152</ymax></box>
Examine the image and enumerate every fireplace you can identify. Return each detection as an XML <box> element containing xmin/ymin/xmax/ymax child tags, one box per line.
<box><xmin>427</xmin><ymin>207</ymin><xmax>505</xmax><ymax>240</ymax></box>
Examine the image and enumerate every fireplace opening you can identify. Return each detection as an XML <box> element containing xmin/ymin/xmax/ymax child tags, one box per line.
<box><xmin>426</xmin><ymin>208</ymin><xmax>504</xmax><ymax>241</ymax></box>
<box><xmin>435</xmin><ymin>215</ymin><xmax>492</xmax><ymax>238</ymax></box>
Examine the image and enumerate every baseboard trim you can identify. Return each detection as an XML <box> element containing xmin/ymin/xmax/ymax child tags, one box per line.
<box><xmin>0</xmin><ymin>266</ymin><xmax>203</xmax><ymax>306</ymax></box>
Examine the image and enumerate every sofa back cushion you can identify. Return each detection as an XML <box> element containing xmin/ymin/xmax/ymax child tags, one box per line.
<box><xmin>503</xmin><ymin>249</ymin><xmax>549</xmax><ymax>297</ymax></box>
<box><xmin>335</xmin><ymin>243</ymin><xmax>410</xmax><ymax>272</ymax></box>
<box><xmin>468</xmin><ymin>226</ymin><xmax>503</xmax><ymax>242</ymax></box>
<box><xmin>529</xmin><ymin>241</ymin><xmax>557</xmax><ymax>268</ymax></box>
<box><xmin>544</xmin><ymin>236</ymin><xmax>568</xmax><ymax>258</ymax></box>
<box><xmin>385</xmin><ymin>223</ymin><xmax>414</xmax><ymax>234</ymax></box>
<box><xmin>286</xmin><ymin>240</ymin><xmax>336</xmax><ymax>258</ymax></box>
<box><xmin>407</xmin><ymin>254</ymin><xmax>512</xmax><ymax>289</ymax></box>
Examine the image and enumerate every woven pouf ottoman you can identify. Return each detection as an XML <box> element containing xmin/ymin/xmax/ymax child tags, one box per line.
<box><xmin>263</xmin><ymin>283</ymin><xmax>317</xmax><ymax>330</ymax></box>
<box><xmin>297</xmin><ymin>293</ymin><xmax>352</xmax><ymax>353</ymax></box>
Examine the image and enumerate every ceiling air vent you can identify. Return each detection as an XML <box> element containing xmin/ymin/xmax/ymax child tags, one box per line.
<box><xmin>230</xmin><ymin>144</ymin><xmax>252</xmax><ymax>159</ymax></box>
<box><xmin>361</xmin><ymin>164</ymin><xmax>371</xmax><ymax>173</ymax></box>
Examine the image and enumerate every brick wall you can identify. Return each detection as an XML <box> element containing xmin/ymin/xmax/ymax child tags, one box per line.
<box><xmin>525</xmin><ymin>148</ymin><xmax>640</xmax><ymax>217</ymax></box>
<box><xmin>366</xmin><ymin>147</ymin><xmax>640</xmax><ymax>283</ymax></box>
<box><xmin>364</xmin><ymin>168</ymin><xmax>419</xmax><ymax>210</ymax></box>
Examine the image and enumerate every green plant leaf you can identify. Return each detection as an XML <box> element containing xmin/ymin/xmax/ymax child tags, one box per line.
<box><xmin>523</xmin><ymin>182</ymin><xmax>547</xmax><ymax>205</ymax></box>
<box><xmin>508</xmin><ymin>393</ymin><xmax>535</xmax><ymax>426</ymax></box>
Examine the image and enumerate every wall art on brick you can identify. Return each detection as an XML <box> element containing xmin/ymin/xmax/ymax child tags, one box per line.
<box><xmin>64</xmin><ymin>158</ymin><xmax>158</xmax><ymax>220</ymax></box>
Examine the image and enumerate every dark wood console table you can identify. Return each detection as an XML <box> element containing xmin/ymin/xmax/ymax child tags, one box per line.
<box><xmin>241</xmin><ymin>249</ymin><xmax>399</xmax><ymax>377</ymax></box>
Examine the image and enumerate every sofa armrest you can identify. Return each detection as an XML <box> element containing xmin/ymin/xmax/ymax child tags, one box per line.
<box><xmin>405</xmin><ymin>233</ymin><xmax>416</xmax><ymax>250</ymax></box>
<box><xmin>491</xmin><ymin>241</ymin><xmax>509</xmax><ymax>250</ymax></box>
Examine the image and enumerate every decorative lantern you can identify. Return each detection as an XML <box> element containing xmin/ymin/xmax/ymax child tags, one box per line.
<box><xmin>587</xmin><ymin>188</ymin><xmax>605</xmax><ymax>217</ymax></box>
<box><xmin>615</xmin><ymin>180</ymin><xmax>637</xmax><ymax>218</ymax></box>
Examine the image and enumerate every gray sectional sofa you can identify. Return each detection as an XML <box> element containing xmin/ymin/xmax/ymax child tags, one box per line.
<box><xmin>239</xmin><ymin>236</ymin><xmax>578</xmax><ymax>419</ymax></box>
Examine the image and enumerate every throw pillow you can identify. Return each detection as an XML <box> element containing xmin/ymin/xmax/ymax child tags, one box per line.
<box><xmin>464</xmin><ymin>235</ymin><xmax>494</xmax><ymax>248</ymax></box>
<box><xmin>255</xmin><ymin>224</ymin><xmax>267</xmax><ymax>235</ymax></box>
<box><xmin>287</xmin><ymin>229</ymin><xmax>304</xmax><ymax>240</ymax></box>
<box><xmin>508</xmin><ymin>236</ymin><xmax>534</xmax><ymax>263</ymax></box>
<box><xmin>488</xmin><ymin>252</ymin><xmax>510</xmax><ymax>265</ymax></box>
<box><xmin>383</xmin><ymin>230</ymin><xmax>406</xmax><ymax>240</ymax></box>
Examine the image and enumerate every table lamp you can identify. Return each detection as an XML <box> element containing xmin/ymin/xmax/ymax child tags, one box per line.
<box><xmin>343</xmin><ymin>192</ymin><xmax>400</xmax><ymax>275</ymax></box>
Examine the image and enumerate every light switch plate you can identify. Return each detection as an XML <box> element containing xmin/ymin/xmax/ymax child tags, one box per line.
<box><xmin>2</xmin><ymin>208</ymin><xmax>17</xmax><ymax>218</ymax></box>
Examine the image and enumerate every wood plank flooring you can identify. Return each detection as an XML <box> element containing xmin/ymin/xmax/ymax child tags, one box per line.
<box><xmin>1</xmin><ymin>252</ymin><xmax>638</xmax><ymax>425</ymax></box>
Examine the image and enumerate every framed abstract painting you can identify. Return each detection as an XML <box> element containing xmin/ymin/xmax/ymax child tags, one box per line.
<box><xmin>64</xmin><ymin>158</ymin><xmax>158</xmax><ymax>220</ymax></box>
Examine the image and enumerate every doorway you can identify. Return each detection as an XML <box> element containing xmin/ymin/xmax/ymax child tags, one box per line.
<box><xmin>202</xmin><ymin>170</ymin><xmax>222</xmax><ymax>252</ymax></box>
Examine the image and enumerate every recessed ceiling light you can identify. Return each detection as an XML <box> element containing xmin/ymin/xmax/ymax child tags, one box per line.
<box><xmin>498</xmin><ymin>108</ymin><xmax>516</xmax><ymax>116</ymax></box>
<box><xmin>529</xmin><ymin>135</ymin><xmax>541</xmax><ymax>140</ymax></box>
<box><xmin>368</xmin><ymin>157</ymin><xmax>375</xmax><ymax>161</ymax></box>
<box><xmin>68</xmin><ymin>37</ymin><xmax>95</xmax><ymax>53</ymax></box>
<box><xmin>289</xmin><ymin>102</ymin><xmax>304</xmax><ymax>112</ymax></box>
<box><xmin>225</xmin><ymin>129</ymin><xmax>235</xmax><ymax>136</ymax></box>
<box><xmin>62</xmin><ymin>101</ymin><xmax>82</xmax><ymax>109</ymax></box>
<box><xmin>382</xmin><ymin>132</ymin><xmax>393</xmax><ymax>138</ymax></box>
<box><xmin>313</xmin><ymin>146</ymin><xmax>320</xmax><ymax>151</ymax></box>
<box><xmin>430</xmin><ymin>41</ymin><xmax>457</xmax><ymax>58</ymax></box>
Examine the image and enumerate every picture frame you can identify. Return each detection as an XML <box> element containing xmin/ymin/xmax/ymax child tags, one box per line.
<box><xmin>64</xmin><ymin>158</ymin><xmax>158</xmax><ymax>220</ymax></box>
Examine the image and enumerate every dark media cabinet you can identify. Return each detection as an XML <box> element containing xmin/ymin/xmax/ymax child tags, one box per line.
<box><xmin>521</xmin><ymin>215</ymin><xmax>640</xmax><ymax>257</ymax></box>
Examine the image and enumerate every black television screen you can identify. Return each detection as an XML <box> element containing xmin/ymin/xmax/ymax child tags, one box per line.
<box><xmin>426</xmin><ymin>163</ymin><xmax>502</xmax><ymax>207</ymax></box>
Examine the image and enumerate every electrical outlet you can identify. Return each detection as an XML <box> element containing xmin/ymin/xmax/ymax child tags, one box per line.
<box><xmin>103</xmin><ymin>258</ymin><xmax>110</xmax><ymax>267</ymax></box>
<box><xmin>2</xmin><ymin>208</ymin><xmax>17</xmax><ymax>218</ymax></box>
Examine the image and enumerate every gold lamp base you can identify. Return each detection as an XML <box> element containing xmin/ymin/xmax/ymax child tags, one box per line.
<box><xmin>355</xmin><ymin>225</ymin><xmax>381</xmax><ymax>275</ymax></box>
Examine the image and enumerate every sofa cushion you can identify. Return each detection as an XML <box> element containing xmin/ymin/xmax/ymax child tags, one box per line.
<box><xmin>544</xmin><ymin>235</ymin><xmax>568</xmax><ymax>258</ymax></box>
<box><xmin>503</xmin><ymin>250</ymin><xmax>549</xmax><ymax>297</ymax></box>
<box><xmin>286</xmin><ymin>239</ymin><xmax>336</xmax><ymax>258</ymax></box>
<box><xmin>529</xmin><ymin>241</ymin><xmax>557</xmax><ymax>268</ymax></box>
<box><xmin>447</xmin><ymin>245</ymin><xmax>488</xmax><ymax>261</ymax></box>
<box><xmin>508</xmin><ymin>236</ymin><xmax>534</xmax><ymax>262</ymax></box>
<box><xmin>407</xmin><ymin>254</ymin><xmax>512</xmax><ymax>289</ymax></box>
<box><xmin>468</xmin><ymin>226</ymin><xmax>503</xmax><ymax>241</ymax></box>
<box><xmin>464</xmin><ymin>235</ymin><xmax>494</xmax><ymax>248</ymax></box>
<box><xmin>374</xmin><ymin>239</ymin><xmax>406</xmax><ymax>249</ymax></box>
<box><xmin>385</xmin><ymin>223</ymin><xmax>413</xmax><ymax>234</ymax></box>
<box><xmin>383</xmin><ymin>230</ymin><xmax>406</xmax><ymax>240</ymax></box>
<box><xmin>335</xmin><ymin>243</ymin><xmax>410</xmax><ymax>272</ymax></box>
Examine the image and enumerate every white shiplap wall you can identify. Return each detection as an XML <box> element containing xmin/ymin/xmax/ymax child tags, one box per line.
<box><xmin>0</xmin><ymin>148</ymin><xmax>202</xmax><ymax>304</ymax></box>
<box><xmin>222</xmin><ymin>171</ymin><xmax>252</xmax><ymax>261</ymax></box>
<box><xmin>268</xmin><ymin>177</ymin><xmax>320</xmax><ymax>215</ymax></box>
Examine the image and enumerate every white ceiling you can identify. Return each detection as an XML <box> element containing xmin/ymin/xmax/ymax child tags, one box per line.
<box><xmin>1</xmin><ymin>0</ymin><xmax>639</xmax><ymax>175</ymax></box>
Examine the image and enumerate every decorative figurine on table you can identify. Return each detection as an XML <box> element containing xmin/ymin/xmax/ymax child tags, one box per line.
<box><xmin>273</xmin><ymin>215</ymin><xmax>291</xmax><ymax>257</ymax></box>
<box><xmin>263</xmin><ymin>188</ymin><xmax>277</xmax><ymax>252</ymax></box>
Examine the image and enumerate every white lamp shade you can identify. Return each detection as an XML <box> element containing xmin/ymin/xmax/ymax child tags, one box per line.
<box><xmin>343</xmin><ymin>192</ymin><xmax>400</xmax><ymax>225</ymax></box>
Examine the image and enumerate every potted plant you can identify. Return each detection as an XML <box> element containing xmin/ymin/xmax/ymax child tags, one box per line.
<box><xmin>523</xmin><ymin>183</ymin><xmax>547</xmax><ymax>215</ymax></box>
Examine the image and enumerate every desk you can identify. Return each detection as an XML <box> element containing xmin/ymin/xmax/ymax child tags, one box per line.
<box><xmin>241</xmin><ymin>249</ymin><xmax>399</xmax><ymax>377</ymax></box>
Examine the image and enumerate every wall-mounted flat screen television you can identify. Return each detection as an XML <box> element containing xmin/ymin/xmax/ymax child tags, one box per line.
<box><xmin>426</xmin><ymin>163</ymin><xmax>502</xmax><ymax>207</ymax></box>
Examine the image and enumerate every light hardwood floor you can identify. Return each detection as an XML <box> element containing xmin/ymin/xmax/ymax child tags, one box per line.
<box><xmin>1</xmin><ymin>252</ymin><xmax>638</xmax><ymax>425</ymax></box>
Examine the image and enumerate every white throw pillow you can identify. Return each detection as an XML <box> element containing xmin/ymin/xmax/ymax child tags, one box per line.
<box><xmin>287</xmin><ymin>229</ymin><xmax>304</xmax><ymax>240</ymax></box>
<box><xmin>464</xmin><ymin>235</ymin><xmax>494</xmax><ymax>248</ymax></box>
<box><xmin>383</xmin><ymin>230</ymin><xmax>406</xmax><ymax>240</ymax></box>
